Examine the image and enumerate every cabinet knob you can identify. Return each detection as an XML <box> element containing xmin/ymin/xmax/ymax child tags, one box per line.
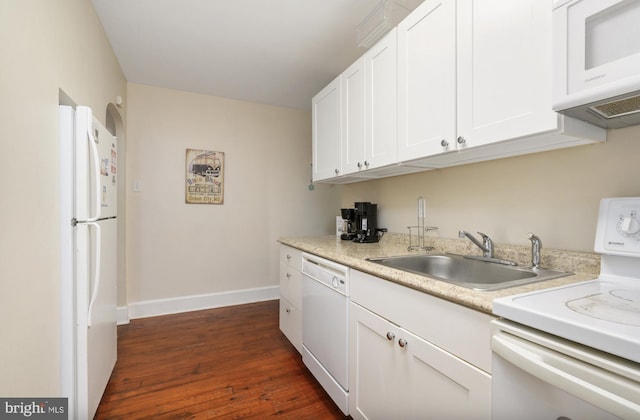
<box><xmin>364</xmin><ymin>161</ymin><xmax>370</xmax><ymax>167</ymax></box>
<box><xmin>457</xmin><ymin>136</ymin><xmax>466</xmax><ymax>145</ymax></box>
<box><xmin>286</xmin><ymin>254</ymin><xmax>291</xmax><ymax>260</ymax></box>
<box><xmin>357</xmin><ymin>162</ymin><xmax>362</xmax><ymax>169</ymax></box>
<box><xmin>286</xmin><ymin>272</ymin><xmax>291</xmax><ymax>278</ymax></box>
<box><xmin>386</xmin><ymin>332</ymin><xmax>395</xmax><ymax>341</ymax></box>
<box><xmin>335</xmin><ymin>168</ymin><xmax>340</xmax><ymax>175</ymax></box>
<box><xmin>440</xmin><ymin>139</ymin><xmax>449</xmax><ymax>148</ymax></box>
<box><xmin>398</xmin><ymin>338</ymin><xmax>408</xmax><ymax>348</ymax></box>
<box><xmin>285</xmin><ymin>307</ymin><xmax>291</xmax><ymax>313</ymax></box>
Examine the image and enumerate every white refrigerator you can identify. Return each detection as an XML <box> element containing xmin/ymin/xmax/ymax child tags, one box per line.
<box><xmin>59</xmin><ymin>105</ymin><xmax>118</xmax><ymax>419</ymax></box>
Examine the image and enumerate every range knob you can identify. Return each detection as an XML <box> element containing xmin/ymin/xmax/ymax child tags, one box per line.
<box><xmin>619</xmin><ymin>216</ymin><xmax>640</xmax><ymax>236</ymax></box>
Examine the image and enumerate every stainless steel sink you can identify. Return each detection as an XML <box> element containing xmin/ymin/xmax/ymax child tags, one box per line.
<box><xmin>367</xmin><ymin>253</ymin><xmax>571</xmax><ymax>291</ymax></box>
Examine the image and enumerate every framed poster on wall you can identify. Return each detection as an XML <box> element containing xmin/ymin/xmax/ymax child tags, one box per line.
<box><xmin>185</xmin><ymin>149</ymin><xmax>224</xmax><ymax>204</ymax></box>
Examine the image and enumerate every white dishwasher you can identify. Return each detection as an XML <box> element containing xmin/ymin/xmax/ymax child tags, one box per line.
<box><xmin>301</xmin><ymin>252</ymin><xmax>350</xmax><ymax>415</ymax></box>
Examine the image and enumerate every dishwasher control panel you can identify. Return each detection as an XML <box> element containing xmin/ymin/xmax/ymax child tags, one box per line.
<box><xmin>302</xmin><ymin>253</ymin><xmax>349</xmax><ymax>296</ymax></box>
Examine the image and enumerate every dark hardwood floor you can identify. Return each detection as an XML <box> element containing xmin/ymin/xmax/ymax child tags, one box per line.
<box><xmin>95</xmin><ymin>300</ymin><xmax>349</xmax><ymax>419</ymax></box>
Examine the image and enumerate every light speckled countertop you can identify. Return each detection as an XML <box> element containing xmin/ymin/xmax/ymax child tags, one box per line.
<box><xmin>278</xmin><ymin>233</ymin><xmax>600</xmax><ymax>315</ymax></box>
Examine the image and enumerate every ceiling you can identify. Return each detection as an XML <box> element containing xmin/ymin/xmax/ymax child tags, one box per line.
<box><xmin>92</xmin><ymin>0</ymin><xmax>422</xmax><ymax>110</ymax></box>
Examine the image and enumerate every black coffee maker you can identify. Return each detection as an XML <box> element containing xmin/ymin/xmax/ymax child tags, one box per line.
<box><xmin>341</xmin><ymin>202</ymin><xmax>385</xmax><ymax>243</ymax></box>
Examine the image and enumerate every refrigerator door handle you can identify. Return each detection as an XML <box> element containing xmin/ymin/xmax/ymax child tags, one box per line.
<box><xmin>86</xmin><ymin>116</ymin><xmax>102</xmax><ymax>222</ymax></box>
<box><xmin>86</xmin><ymin>221</ymin><xmax>101</xmax><ymax>327</ymax></box>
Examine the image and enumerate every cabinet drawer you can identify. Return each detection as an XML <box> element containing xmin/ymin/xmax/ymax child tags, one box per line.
<box><xmin>279</xmin><ymin>297</ymin><xmax>302</xmax><ymax>353</ymax></box>
<box><xmin>351</xmin><ymin>269</ymin><xmax>495</xmax><ymax>373</ymax></box>
<box><xmin>279</xmin><ymin>263</ymin><xmax>302</xmax><ymax>308</ymax></box>
<box><xmin>280</xmin><ymin>245</ymin><xmax>303</xmax><ymax>271</ymax></box>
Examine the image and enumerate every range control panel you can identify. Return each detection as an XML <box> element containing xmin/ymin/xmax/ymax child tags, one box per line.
<box><xmin>595</xmin><ymin>197</ymin><xmax>640</xmax><ymax>256</ymax></box>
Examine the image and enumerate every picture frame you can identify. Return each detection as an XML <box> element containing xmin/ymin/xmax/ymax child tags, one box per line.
<box><xmin>185</xmin><ymin>149</ymin><xmax>224</xmax><ymax>204</ymax></box>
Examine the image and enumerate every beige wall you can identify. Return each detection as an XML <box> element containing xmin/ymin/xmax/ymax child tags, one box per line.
<box><xmin>0</xmin><ymin>0</ymin><xmax>126</xmax><ymax>395</ymax></box>
<box><xmin>342</xmin><ymin>125</ymin><xmax>640</xmax><ymax>252</ymax></box>
<box><xmin>126</xmin><ymin>84</ymin><xmax>340</xmax><ymax>304</ymax></box>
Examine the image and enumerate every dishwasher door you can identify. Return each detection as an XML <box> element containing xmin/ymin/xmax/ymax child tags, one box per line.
<box><xmin>303</xmin><ymin>273</ymin><xmax>349</xmax><ymax>388</ymax></box>
<box><xmin>301</xmin><ymin>253</ymin><xmax>349</xmax><ymax>414</ymax></box>
<box><xmin>491</xmin><ymin>320</ymin><xmax>640</xmax><ymax>420</ymax></box>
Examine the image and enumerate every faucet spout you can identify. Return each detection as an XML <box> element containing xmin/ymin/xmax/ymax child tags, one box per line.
<box><xmin>458</xmin><ymin>230</ymin><xmax>494</xmax><ymax>258</ymax></box>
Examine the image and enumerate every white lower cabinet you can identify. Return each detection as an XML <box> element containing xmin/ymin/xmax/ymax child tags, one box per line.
<box><xmin>279</xmin><ymin>297</ymin><xmax>302</xmax><ymax>352</ymax></box>
<box><xmin>349</xmin><ymin>270</ymin><xmax>492</xmax><ymax>419</ymax></box>
<box><xmin>350</xmin><ymin>302</ymin><xmax>491</xmax><ymax>419</ymax></box>
<box><xmin>279</xmin><ymin>245</ymin><xmax>303</xmax><ymax>352</ymax></box>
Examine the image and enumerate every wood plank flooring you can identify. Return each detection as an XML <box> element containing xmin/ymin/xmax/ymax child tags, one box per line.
<box><xmin>95</xmin><ymin>300</ymin><xmax>349</xmax><ymax>419</ymax></box>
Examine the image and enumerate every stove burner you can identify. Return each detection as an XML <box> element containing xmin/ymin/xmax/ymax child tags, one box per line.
<box><xmin>610</xmin><ymin>289</ymin><xmax>640</xmax><ymax>302</ymax></box>
<box><xmin>566</xmin><ymin>289</ymin><xmax>640</xmax><ymax>326</ymax></box>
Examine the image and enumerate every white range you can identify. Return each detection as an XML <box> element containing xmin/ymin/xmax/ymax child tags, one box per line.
<box><xmin>492</xmin><ymin>197</ymin><xmax>640</xmax><ymax>419</ymax></box>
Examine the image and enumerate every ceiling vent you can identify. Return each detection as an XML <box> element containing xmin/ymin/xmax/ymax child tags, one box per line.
<box><xmin>356</xmin><ymin>0</ymin><xmax>416</xmax><ymax>48</ymax></box>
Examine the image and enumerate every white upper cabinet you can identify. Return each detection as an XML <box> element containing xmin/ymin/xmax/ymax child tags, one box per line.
<box><xmin>456</xmin><ymin>0</ymin><xmax>557</xmax><ymax>147</ymax></box>
<box><xmin>312</xmin><ymin>0</ymin><xmax>606</xmax><ymax>182</ymax></box>
<box><xmin>341</xmin><ymin>57</ymin><xmax>367</xmax><ymax>175</ymax></box>
<box><xmin>397</xmin><ymin>0</ymin><xmax>457</xmax><ymax>161</ymax></box>
<box><xmin>312</xmin><ymin>76</ymin><xmax>341</xmax><ymax>181</ymax></box>
<box><xmin>365</xmin><ymin>28</ymin><xmax>398</xmax><ymax>169</ymax></box>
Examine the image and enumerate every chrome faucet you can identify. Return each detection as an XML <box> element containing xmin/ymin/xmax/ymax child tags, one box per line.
<box><xmin>527</xmin><ymin>232</ymin><xmax>542</xmax><ymax>268</ymax></box>
<box><xmin>458</xmin><ymin>230</ymin><xmax>494</xmax><ymax>258</ymax></box>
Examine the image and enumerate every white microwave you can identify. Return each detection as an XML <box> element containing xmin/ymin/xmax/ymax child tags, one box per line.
<box><xmin>553</xmin><ymin>0</ymin><xmax>640</xmax><ymax>128</ymax></box>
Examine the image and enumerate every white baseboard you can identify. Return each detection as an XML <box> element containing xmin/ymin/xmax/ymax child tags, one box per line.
<box><xmin>117</xmin><ymin>306</ymin><xmax>130</xmax><ymax>325</ymax></box>
<box><xmin>125</xmin><ymin>286</ymin><xmax>280</xmax><ymax>320</ymax></box>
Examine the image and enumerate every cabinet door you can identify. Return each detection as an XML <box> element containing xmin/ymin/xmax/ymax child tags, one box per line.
<box><xmin>350</xmin><ymin>301</ymin><xmax>491</xmax><ymax>420</ymax></box>
<box><xmin>457</xmin><ymin>0</ymin><xmax>558</xmax><ymax>147</ymax></box>
<box><xmin>279</xmin><ymin>297</ymin><xmax>302</xmax><ymax>353</ymax></box>
<box><xmin>365</xmin><ymin>29</ymin><xmax>398</xmax><ymax>169</ymax></box>
<box><xmin>312</xmin><ymin>75</ymin><xmax>342</xmax><ymax>180</ymax></box>
<box><xmin>349</xmin><ymin>302</ymin><xmax>408</xmax><ymax>420</ymax></box>
<box><xmin>406</xmin><ymin>327</ymin><xmax>491</xmax><ymax>419</ymax></box>
<box><xmin>342</xmin><ymin>57</ymin><xmax>367</xmax><ymax>174</ymax></box>
<box><xmin>279</xmin><ymin>263</ymin><xmax>301</xmax><ymax>308</ymax></box>
<box><xmin>397</xmin><ymin>0</ymin><xmax>457</xmax><ymax>161</ymax></box>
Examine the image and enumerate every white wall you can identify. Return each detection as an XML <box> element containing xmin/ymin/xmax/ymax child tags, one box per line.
<box><xmin>0</xmin><ymin>0</ymin><xmax>126</xmax><ymax>395</ymax></box>
<box><xmin>126</xmin><ymin>84</ymin><xmax>340</xmax><ymax>307</ymax></box>
<box><xmin>342</xmin><ymin>125</ymin><xmax>640</xmax><ymax>252</ymax></box>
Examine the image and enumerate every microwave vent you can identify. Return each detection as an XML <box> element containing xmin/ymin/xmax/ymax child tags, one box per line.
<box><xmin>589</xmin><ymin>94</ymin><xmax>640</xmax><ymax>119</ymax></box>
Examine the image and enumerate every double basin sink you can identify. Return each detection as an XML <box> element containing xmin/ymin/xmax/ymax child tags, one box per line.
<box><xmin>367</xmin><ymin>253</ymin><xmax>571</xmax><ymax>291</ymax></box>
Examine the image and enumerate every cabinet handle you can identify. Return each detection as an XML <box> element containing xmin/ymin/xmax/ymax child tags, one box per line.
<box><xmin>386</xmin><ymin>332</ymin><xmax>395</xmax><ymax>341</ymax></box>
<box><xmin>457</xmin><ymin>136</ymin><xmax>466</xmax><ymax>145</ymax></box>
<box><xmin>335</xmin><ymin>168</ymin><xmax>340</xmax><ymax>175</ymax></box>
<box><xmin>398</xmin><ymin>338</ymin><xmax>408</xmax><ymax>348</ymax></box>
<box><xmin>364</xmin><ymin>161</ymin><xmax>370</xmax><ymax>167</ymax></box>
<box><xmin>440</xmin><ymin>139</ymin><xmax>449</xmax><ymax>148</ymax></box>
